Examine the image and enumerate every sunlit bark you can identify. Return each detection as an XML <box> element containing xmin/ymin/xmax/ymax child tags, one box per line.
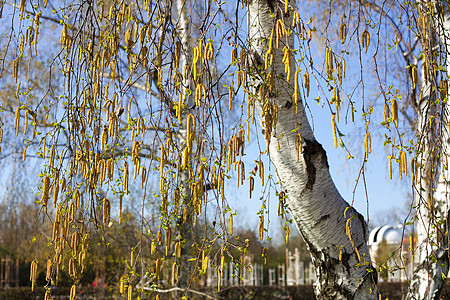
<box><xmin>408</xmin><ymin>2</ymin><xmax>450</xmax><ymax>299</ymax></box>
<box><xmin>247</xmin><ymin>1</ymin><xmax>377</xmax><ymax>298</ymax></box>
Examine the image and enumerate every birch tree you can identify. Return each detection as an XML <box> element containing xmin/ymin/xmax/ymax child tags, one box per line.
<box><xmin>407</xmin><ymin>2</ymin><xmax>450</xmax><ymax>299</ymax></box>
<box><xmin>314</xmin><ymin>1</ymin><xmax>450</xmax><ymax>298</ymax></box>
<box><xmin>3</xmin><ymin>0</ymin><xmax>450</xmax><ymax>299</ymax></box>
<box><xmin>246</xmin><ymin>1</ymin><xmax>377</xmax><ymax>298</ymax></box>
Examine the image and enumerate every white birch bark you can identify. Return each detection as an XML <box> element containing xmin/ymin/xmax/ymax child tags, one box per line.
<box><xmin>408</xmin><ymin>69</ymin><xmax>447</xmax><ymax>300</ymax></box>
<box><xmin>175</xmin><ymin>0</ymin><xmax>195</xmax><ymax>288</ymax></box>
<box><xmin>408</xmin><ymin>2</ymin><xmax>450</xmax><ymax>299</ymax></box>
<box><xmin>247</xmin><ymin>1</ymin><xmax>377</xmax><ymax>298</ymax></box>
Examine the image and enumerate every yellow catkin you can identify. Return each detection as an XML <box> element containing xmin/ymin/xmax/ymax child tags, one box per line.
<box><xmin>22</xmin><ymin>145</ymin><xmax>28</xmax><ymax>161</ymax></box>
<box><xmin>229</xmin><ymin>85</ymin><xmax>235</xmax><ymax>110</ymax></box>
<box><xmin>46</xmin><ymin>259</ymin><xmax>52</xmax><ymax>281</ymax></box>
<box><xmin>44</xmin><ymin>290</ymin><xmax>50</xmax><ymax>300</ymax></box>
<box><xmin>74</xmin><ymin>189</ymin><xmax>80</xmax><ymax>210</ymax></box>
<box><xmin>228</xmin><ymin>214</ymin><xmax>233</xmax><ymax>235</ymax></box>
<box><xmin>409</xmin><ymin>233</ymin><xmax>414</xmax><ymax>261</ymax></box>
<box><xmin>388</xmin><ymin>155</ymin><xmax>392</xmax><ymax>180</ymax></box>
<box><xmin>392</xmin><ymin>99</ymin><xmax>398</xmax><ymax>127</ymax></box>
<box><xmin>68</xmin><ymin>201</ymin><xmax>75</xmax><ymax>223</ymax></box>
<box><xmin>130</xmin><ymin>249</ymin><xmax>134</xmax><ymax>268</ymax></box>
<box><xmin>285</xmin><ymin>226</ymin><xmax>290</xmax><ymax>244</ymax></box>
<box><xmin>237</xmin><ymin>70</ymin><xmax>245</xmax><ymax>88</ymax></box>
<box><xmin>278</xmin><ymin>191</ymin><xmax>285</xmax><ymax>216</ymax></box>
<box><xmin>124</xmin><ymin>161</ymin><xmax>129</xmax><ymax>193</ymax></box>
<box><xmin>334</xmin><ymin>87</ymin><xmax>341</xmax><ymax>122</ymax></box>
<box><xmin>12</xmin><ymin>57</ymin><xmax>20</xmax><ymax>83</ymax></box>
<box><xmin>231</xmin><ymin>48</ymin><xmax>237</xmax><ymax>66</ymax></box>
<box><xmin>265</xmin><ymin>30</ymin><xmax>274</xmax><ymax>69</ymax></box>
<box><xmin>202</xmin><ymin>252</ymin><xmax>208</xmax><ymax>273</ymax></box>
<box><xmin>240</xmin><ymin>161</ymin><xmax>245</xmax><ymax>185</ymax></box>
<box><xmin>304</xmin><ymin>72</ymin><xmax>310</xmax><ymax>97</ymax></box>
<box><xmin>276</xmin><ymin>19</ymin><xmax>286</xmax><ymax>49</ymax></box>
<box><xmin>49</xmin><ymin>145</ymin><xmax>55</xmax><ymax>169</ymax></box>
<box><xmin>326</xmin><ymin>48</ymin><xmax>333</xmax><ymax>77</ymax></box>
<box><xmin>282</xmin><ymin>46</ymin><xmax>291</xmax><ymax>81</ymax></box>
<box><xmin>411</xmin><ymin>158</ymin><xmax>418</xmax><ymax>184</ymax></box>
<box><xmin>364</xmin><ymin>132</ymin><xmax>371</xmax><ymax>158</ymax></box>
<box><xmin>216</xmin><ymin>256</ymin><xmax>223</xmax><ymax>280</ymax></box>
<box><xmin>140</xmin><ymin>166</ymin><xmax>147</xmax><ymax>189</ymax></box>
<box><xmin>30</xmin><ymin>260</ymin><xmax>37</xmax><ymax>291</ymax></box>
<box><xmin>128</xmin><ymin>285</ymin><xmax>132</xmax><ymax>300</ymax></box>
<box><xmin>205</xmin><ymin>42</ymin><xmax>214</xmax><ymax>60</ymax></box>
<box><xmin>175</xmin><ymin>241</ymin><xmax>181</xmax><ymax>258</ymax></box>
<box><xmin>119</xmin><ymin>278</ymin><xmax>124</xmax><ymax>295</ymax></box>
<box><xmin>103</xmin><ymin>198</ymin><xmax>110</xmax><ymax>227</ymax></box>
<box><xmin>266</xmin><ymin>29</ymin><xmax>274</xmax><ymax>54</ymax></box>
<box><xmin>401</xmin><ymin>150</ymin><xmax>407</xmax><ymax>176</ymax></box>
<box><xmin>412</xmin><ymin>66</ymin><xmax>417</xmax><ymax>89</ymax></box>
<box><xmin>53</xmin><ymin>176</ymin><xmax>59</xmax><ymax>208</ymax></box>
<box><xmin>346</xmin><ymin>219</ymin><xmax>361</xmax><ymax>261</ymax></box>
<box><xmin>71</xmin><ymin>232</ymin><xmax>79</xmax><ymax>254</ymax></box>
<box><xmin>41</xmin><ymin>176</ymin><xmax>50</xmax><ymax>212</ymax></box>
<box><xmin>217</xmin><ymin>270</ymin><xmax>221</xmax><ymax>292</ymax></box>
<box><xmin>165</xmin><ymin>227</ymin><xmax>172</xmax><ymax>256</ymax></box>
<box><xmin>331</xmin><ymin>115</ymin><xmax>338</xmax><ymax>148</ymax></box>
<box><xmin>0</xmin><ymin>127</ymin><xmax>3</xmax><ymax>143</ymax></box>
<box><xmin>259</xmin><ymin>215</ymin><xmax>264</xmax><ymax>241</ymax></box>
<box><xmin>193</xmin><ymin>47</ymin><xmax>199</xmax><ymax>80</ymax></box>
<box><xmin>158</xmin><ymin>229</ymin><xmax>162</xmax><ymax>245</ymax></box>
<box><xmin>249</xmin><ymin>176</ymin><xmax>254</xmax><ymax>198</ymax></box>
<box><xmin>151</xmin><ymin>239</ymin><xmax>156</xmax><ymax>255</ymax></box>
<box><xmin>14</xmin><ymin>107</ymin><xmax>20</xmax><ymax>136</ymax></box>
<box><xmin>101</xmin><ymin>127</ymin><xmax>108</xmax><ymax>150</ymax></box>
<box><xmin>262</xmin><ymin>247</ymin><xmax>268</xmax><ymax>265</ymax></box>
<box><xmin>172</xmin><ymin>262</ymin><xmax>178</xmax><ymax>285</ymax></box>
<box><xmin>70</xmin><ymin>285</ymin><xmax>76</xmax><ymax>300</ymax></box>
<box><xmin>79</xmin><ymin>250</ymin><xmax>86</xmax><ymax>273</ymax></box>
<box><xmin>383</xmin><ymin>103</ymin><xmax>390</xmax><ymax>124</ymax></box>
<box><xmin>362</xmin><ymin>29</ymin><xmax>370</xmax><ymax>53</ymax></box>
<box><xmin>340</xmin><ymin>23</ymin><xmax>347</xmax><ymax>44</ymax></box>
<box><xmin>187</xmin><ymin>113</ymin><xmax>195</xmax><ymax>142</ymax></box>
<box><xmin>292</xmin><ymin>12</ymin><xmax>300</xmax><ymax>30</ymax></box>
<box><xmin>23</xmin><ymin>109</ymin><xmax>28</xmax><ymax>134</ymax></box>
<box><xmin>259</xmin><ymin>160</ymin><xmax>264</xmax><ymax>186</ymax></box>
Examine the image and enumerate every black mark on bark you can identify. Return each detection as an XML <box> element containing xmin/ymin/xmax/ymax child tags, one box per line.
<box><xmin>315</xmin><ymin>214</ymin><xmax>330</xmax><ymax>227</ymax></box>
<box><xmin>303</xmin><ymin>139</ymin><xmax>329</xmax><ymax>190</ymax></box>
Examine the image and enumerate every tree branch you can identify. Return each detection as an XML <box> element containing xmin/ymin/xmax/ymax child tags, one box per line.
<box><xmin>135</xmin><ymin>285</ymin><xmax>221</xmax><ymax>300</ymax></box>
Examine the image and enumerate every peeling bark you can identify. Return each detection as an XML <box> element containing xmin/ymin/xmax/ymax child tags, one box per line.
<box><xmin>247</xmin><ymin>1</ymin><xmax>377</xmax><ymax>298</ymax></box>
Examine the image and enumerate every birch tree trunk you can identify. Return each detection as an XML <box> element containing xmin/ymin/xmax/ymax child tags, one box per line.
<box><xmin>408</xmin><ymin>66</ymin><xmax>447</xmax><ymax>300</ymax></box>
<box><xmin>175</xmin><ymin>0</ymin><xmax>195</xmax><ymax>289</ymax></box>
<box><xmin>408</xmin><ymin>2</ymin><xmax>450</xmax><ymax>299</ymax></box>
<box><xmin>247</xmin><ymin>1</ymin><xmax>377</xmax><ymax>298</ymax></box>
